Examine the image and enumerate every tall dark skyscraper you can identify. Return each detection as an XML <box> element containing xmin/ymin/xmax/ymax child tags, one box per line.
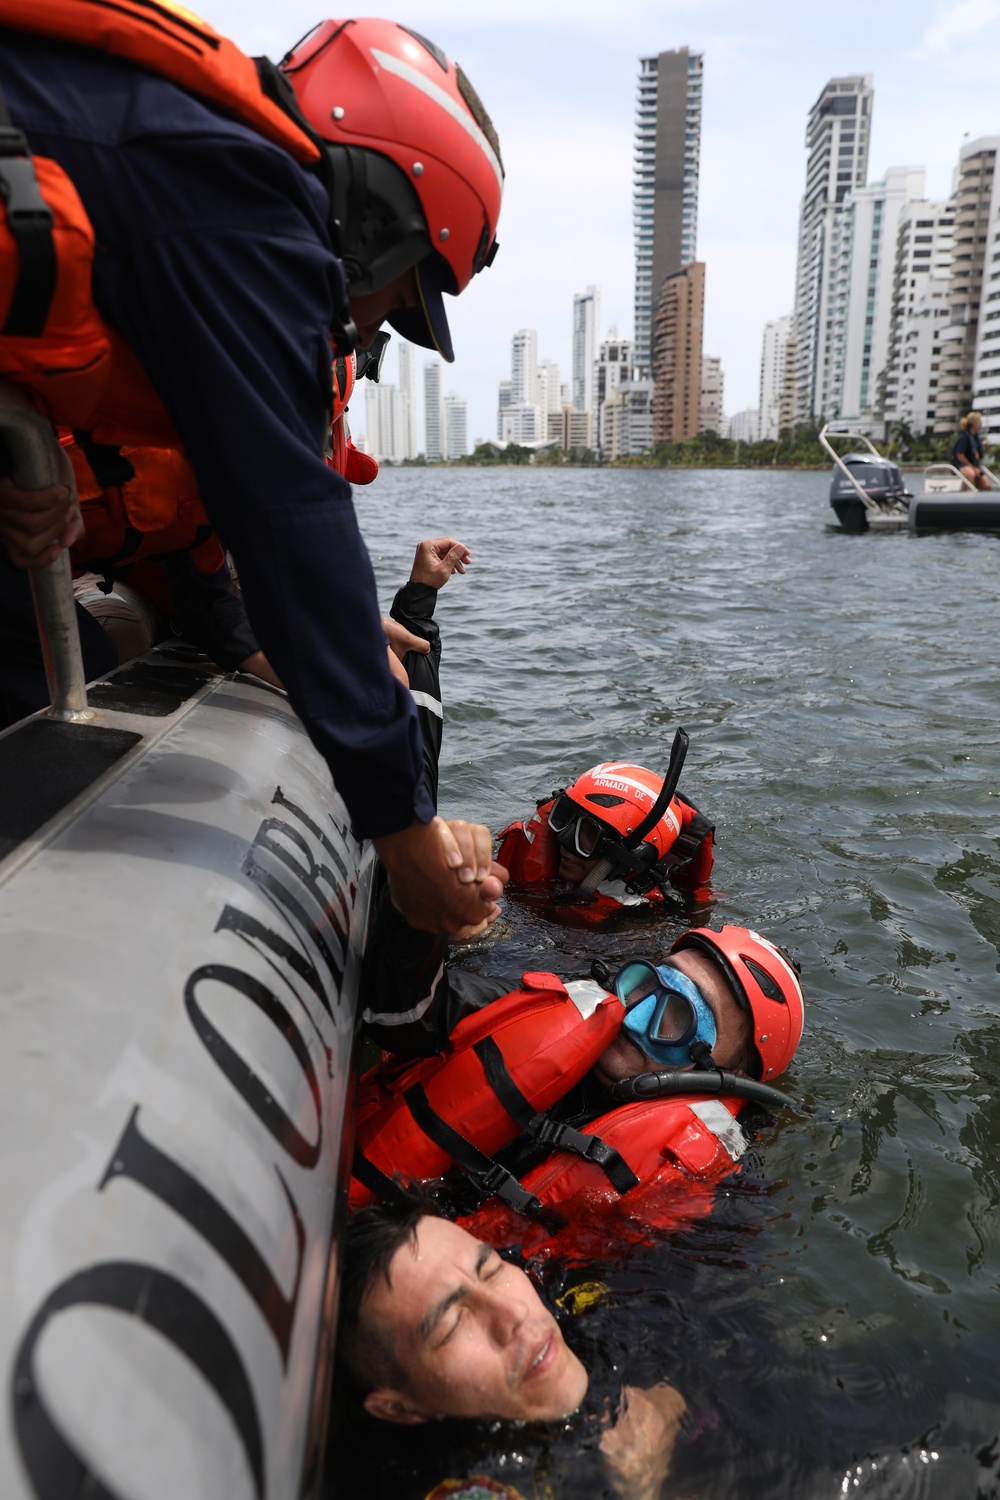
<box><xmin>633</xmin><ymin>48</ymin><xmax>703</xmax><ymax>377</ymax></box>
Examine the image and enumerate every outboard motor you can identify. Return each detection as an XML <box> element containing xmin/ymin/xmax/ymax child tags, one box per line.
<box><xmin>829</xmin><ymin>453</ymin><xmax>910</xmax><ymax>531</ymax></box>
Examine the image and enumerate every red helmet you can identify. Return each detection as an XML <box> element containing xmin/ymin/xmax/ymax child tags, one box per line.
<box><xmin>282</xmin><ymin>19</ymin><xmax>504</xmax><ymax>361</ymax></box>
<box><xmin>558</xmin><ymin>762</ymin><xmax>685</xmax><ymax>868</ymax></box>
<box><xmin>671</xmin><ymin>926</ymin><xmax>805</xmax><ymax>1080</ymax></box>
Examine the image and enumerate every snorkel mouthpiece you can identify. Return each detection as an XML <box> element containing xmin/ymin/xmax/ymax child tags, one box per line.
<box><xmin>620</xmin><ymin>964</ymin><xmax>717</xmax><ymax>1067</ymax></box>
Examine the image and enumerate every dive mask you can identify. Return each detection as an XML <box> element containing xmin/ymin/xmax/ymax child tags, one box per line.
<box><xmin>616</xmin><ymin>959</ymin><xmax>717</xmax><ymax>1067</ymax></box>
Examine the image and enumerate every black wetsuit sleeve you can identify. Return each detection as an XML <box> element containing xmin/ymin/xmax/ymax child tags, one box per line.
<box><xmin>359</xmin><ymin>883</ymin><xmax>506</xmax><ymax>1056</ymax></box>
<box><xmin>390</xmin><ymin>581</ymin><xmax>442</xmax><ymax>809</ymax></box>
<box><xmin>160</xmin><ymin>557</ymin><xmax>260</xmax><ymax>670</ymax></box>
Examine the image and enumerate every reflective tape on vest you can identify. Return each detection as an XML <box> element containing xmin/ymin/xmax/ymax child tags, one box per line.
<box><xmin>688</xmin><ymin>1099</ymin><xmax>747</xmax><ymax>1160</ymax></box>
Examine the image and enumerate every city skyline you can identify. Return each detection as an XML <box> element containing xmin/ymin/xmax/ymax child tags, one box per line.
<box><xmin>202</xmin><ymin>0</ymin><xmax>1000</xmax><ymax>445</ymax></box>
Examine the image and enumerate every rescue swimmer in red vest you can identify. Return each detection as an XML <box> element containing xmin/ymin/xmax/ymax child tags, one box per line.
<box><xmin>352</xmin><ymin>923</ymin><xmax>805</xmax><ymax>1264</ymax></box>
<box><xmin>0</xmin><ymin>5</ymin><xmax>506</xmax><ymax>936</ymax></box>
<box><xmin>497</xmin><ymin>735</ymin><xmax>715</xmax><ymax>925</ymax></box>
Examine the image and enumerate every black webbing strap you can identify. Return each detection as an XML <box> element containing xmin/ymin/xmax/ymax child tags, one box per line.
<box><xmin>656</xmin><ymin>808</ymin><xmax>715</xmax><ymax>871</ymax></box>
<box><xmin>403</xmin><ymin>1083</ymin><xmax>545</xmax><ymax>1218</ymax></box>
<box><xmin>0</xmin><ymin>83</ymin><xmax>56</xmax><ymax>338</ymax></box>
<box><xmin>352</xmin><ymin>1147</ymin><xmax>405</xmax><ymax>1204</ymax></box>
<box><xmin>473</xmin><ymin>1036</ymin><xmax>640</xmax><ymax>1196</ymax></box>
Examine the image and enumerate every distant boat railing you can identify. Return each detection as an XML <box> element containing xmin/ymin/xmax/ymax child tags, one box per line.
<box><xmin>818</xmin><ymin>424</ymin><xmax>892</xmax><ymax>517</ymax></box>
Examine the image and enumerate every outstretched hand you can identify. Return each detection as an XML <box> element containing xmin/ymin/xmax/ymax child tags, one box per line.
<box><xmin>372</xmin><ymin>815</ymin><xmax>508</xmax><ymax>939</ymax></box>
<box><xmin>409</xmin><ymin>537</ymin><xmax>470</xmax><ymax>589</ymax></box>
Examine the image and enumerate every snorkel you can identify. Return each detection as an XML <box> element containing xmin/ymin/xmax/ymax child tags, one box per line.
<box><xmin>575</xmin><ymin>728</ymin><xmax>690</xmax><ymax>897</ymax></box>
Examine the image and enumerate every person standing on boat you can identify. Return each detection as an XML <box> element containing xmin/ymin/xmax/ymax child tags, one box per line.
<box><xmin>952</xmin><ymin>412</ymin><xmax>992</xmax><ymax>491</ymax></box>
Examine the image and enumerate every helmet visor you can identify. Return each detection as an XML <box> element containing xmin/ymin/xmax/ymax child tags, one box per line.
<box><xmin>387</xmin><ymin>252</ymin><xmax>455</xmax><ymax>363</ymax></box>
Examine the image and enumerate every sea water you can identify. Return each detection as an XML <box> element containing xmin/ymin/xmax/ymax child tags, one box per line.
<box><xmin>341</xmin><ymin>465</ymin><xmax>1000</xmax><ymax>1497</ymax></box>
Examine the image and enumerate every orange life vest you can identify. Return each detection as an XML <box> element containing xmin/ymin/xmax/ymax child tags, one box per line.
<box><xmin>462</xmin><ymin>1094</ymin><xmax>746</xmax><ymax>1263</ymax></box>
<box><xmin>350</xmin><ymin>973</ymin><xmax>625</xmax><ymax>1212</ymax></box>
<box><xmin>496</xmin><ymin>793</ymin><xmax>715</xmax><ymax>917</ymax></box>
<box><xmin>0</xmin><ymin>0</ymin><xmax>318</xmax><ymax>437</ymax></box>
<box><xmin>63</xmin><ymin>433</ymin><xmax>224</xmax><ymax>576</ymax></box>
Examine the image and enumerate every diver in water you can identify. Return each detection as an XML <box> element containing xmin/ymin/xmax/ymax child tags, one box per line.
<box><xmin>496</xmin><ymin>750</ymin><xmax>714</xmax><ymax>922</ymax></box>
<box><xmin>352</xmin><ymin>921</ymin><xmax>805</xmax><ymax>1256</ymax></box>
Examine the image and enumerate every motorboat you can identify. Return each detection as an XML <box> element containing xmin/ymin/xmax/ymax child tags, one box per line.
<box><xmin>908</xmin><ymin>461</ymin><xmax>1000</xmax><ymax>532</ymax></box>
<box><xmin>821</xmin><ymin>425</ymin><xmax>911</xmax><ymax>532</ymax></box>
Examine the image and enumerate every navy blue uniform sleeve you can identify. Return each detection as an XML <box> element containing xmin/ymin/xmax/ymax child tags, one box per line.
<box><xmin>159</xmin><ymin>558</ymin><xmax>260</xmax><ymax>671</ymax></box>
<box><xmin>390</xmin><ymin>581</ymin><xmax>443</xmax><ymax>809</ymax></box>
<box><xmin>0</xmin><ymin>37</ymin><xmax>433</xmax><ymax>839</ymax></box>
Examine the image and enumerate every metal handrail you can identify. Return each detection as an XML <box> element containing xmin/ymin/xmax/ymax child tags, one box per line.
<box><xmin>921</xmin><ymin>462</ymin><xmax>978</xmax><ymax>493</ymax></box>
<box><xmin>0</xmin><ymin>381</ymin><xmax>92</xmax><ymax>721</ymax></box>
<box><xmin>818</xmin><ymin>423</ymin><xmax>887</xmax><ymax>516</ymax></box>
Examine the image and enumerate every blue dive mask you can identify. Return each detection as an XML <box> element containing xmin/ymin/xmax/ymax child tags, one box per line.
<box><xmin>616</xmin><ymin>959</ymin><xmax>717</xmax><ymax>1067</ymax></box>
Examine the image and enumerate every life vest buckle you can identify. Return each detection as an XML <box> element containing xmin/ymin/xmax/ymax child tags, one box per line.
<box><xmin>0</xmin><ymin>150</ymin><xmax>53</xmax><ymax>229</ymax></box>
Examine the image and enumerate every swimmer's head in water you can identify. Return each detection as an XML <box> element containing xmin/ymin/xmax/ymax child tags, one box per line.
<box><xmin>592</xmin><ymin>926</ymin><xmax>804</xmax><ymax>1087</ymax></box>
<box><xmin>548</xmin><ymin>761</ymin><xmax>685</xmax><ymax>888</ymax></box>
<box><xmin>338</xmin><ymin>1193</ymin><xmax>587</xmax><ymax>1424</ymax></box>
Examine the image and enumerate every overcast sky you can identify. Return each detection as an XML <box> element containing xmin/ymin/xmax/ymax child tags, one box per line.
<box><xmin>201</xmin><ymin>0</ymin><xmax>1000</xmax><ymax>445</ymax></box>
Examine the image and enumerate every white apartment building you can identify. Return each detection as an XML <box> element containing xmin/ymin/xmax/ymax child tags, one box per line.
<box><xmin>396</xmin><ymin>339</ymin><xmax>417</xmax><ymax>460</ymax></box>
<box><xmin>879</xmin><ymin>200</ymin><xmax>954</xmax><ymax>433</ymax></box>
<box><xmin>820</xmin><ymin>165</ymin><xmax>925</xmax><ymax>421</ymax></box>
<box><xmin>633</xmin><ymin>49</ymin><xmax>702</xmax><ymax>376</ymax></box>
<box><xmin>510</xmin><ymin>328</ymin><xmax>538</xmax><ymax>404</ymax></box>
<box><xmin>595</xmin><ymin>334</ymin><xmax>634</xmax><ymax>453</ymax></box>
<box><xmin>364</xmin><ymin>382</ymin><xmax>410</xmax><ymax>463</ymax></box>
<box><xmin>424</xmin><ymin>361</ymin><xmax>442</xmax><ymax>461</ymax></box>
<box><xmin>793</xmin><ymin>74</ymin><xmax>873</xmax><ymax>422</ymax></box>
<box><xmin>759</xmin><ymin>315</ymin><xmax>795</xmax><ymax>440</ymax></box>
<box><xmin>966</xmin><ymin>143</ymin><xmax>1000</xmax><ymax>431</ymax></box>
<box><xmin>727</xmin><ymin>408</ymin><xmax>759</xmax><ymax>442</ymax></box>
<box><xmin>602</xmin><ymin>379</ymin><xmax>654</xmax><ymax>458</ymax></box>
<box><xmin>443</xmin><ymin>392</ymin><xmax>468</xmax><ymax>460</ymax></box>
<box><xmin>538</xmin><ymin>358</ymin><xmax>562</xmax><ymax>418</ymax></box>
<box><xmin>501</xmin><ymin>403</ymin><xmax>543</xmax><ymax>445</ymax></box>
<box><xmin>572</xmin><ymin>286</ymin><xmax>601</xmax><ymax>412</ymax></box>
<box><xmin>699</xmin><ymin>355</ymin><xmax>724</xmax><ymax>433</ymax></box>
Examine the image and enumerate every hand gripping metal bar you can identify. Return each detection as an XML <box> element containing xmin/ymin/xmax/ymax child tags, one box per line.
<box><xmin>0</xmin><ymin>380</ymin><xmax>91</xmax><ymax>721</ymax></box>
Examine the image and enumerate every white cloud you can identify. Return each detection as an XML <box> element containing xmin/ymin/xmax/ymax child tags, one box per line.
<box><xmin>914</xmin><ymin>0</ymin><xmax>1000</xmax><ymax>55</ymax></box>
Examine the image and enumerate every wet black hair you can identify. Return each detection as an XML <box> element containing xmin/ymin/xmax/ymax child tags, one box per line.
<box><xmin>336</xmin><ymin>1182</ymin><xmax>440</xmax><ymax>1398</ymax></box>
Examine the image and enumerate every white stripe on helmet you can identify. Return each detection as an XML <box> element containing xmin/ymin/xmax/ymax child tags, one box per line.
<box><xmin>370</xmin><ymin>48</ymin><xmax>505</xmax><ymax>195</ymax></box>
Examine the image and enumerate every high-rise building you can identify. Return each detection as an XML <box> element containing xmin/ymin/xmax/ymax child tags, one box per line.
<box><xmin>652</xmin><ymin>261</ymin><xmax>705</xmax><ymax>443</ymax></box>
<box><xmin>424</xmin><ymin>360</ymin><xmax>442</xmax><ymax>461</ymax></box>
<box><xmin>633</xmin><ymin>49</ymin><xmax>703</xmax><ymax>377</ymax></box>
<box><xmin>971</xmin><ymin>151</ymin><xmax>1000</xmax><ymax>429</ymax></box>
<box><xmin>602</xmin><ymin>379</ymin><xmax>654</xmax><ymax>458</ymax></box>
<box><xmin>500</xmin><ymin>404</ymin><xmax>543</xmax><ymax>445</ymax></box>
<box><xmin>595</xmin><ymin>334</ymin><xmax>634</xmax><ymax>453</ymax></box>
<box><xmin>759</xmin><ymin>315</ymin><xmax>795</xmax><ymax>440</ymax></box>
<box><xmin>934</xmin><ymin>136</ymin><xmax>1000</xmax><ymax>432</ymax></box>
<box><xmin>538</xmin><ymin>358</ymin><xmax>562</xmax><ymax>416</ymax></box>
<box><xmin>727</xmin><ymin>408</ymin><xmax>760</xmax><ymax>442</ymax></box>
<box><xmin>699</xmin><ymin>355</ymin><xmax>724</xmax><ymax>433</ymax></box>
<box><xmin>511</xmin><ymin>328</ymin><xmax>538</xmax><ymax>404</ymax></box>
<box><xmin>496</xmin><ymin>378</ymin><xmax>513</xmax><ymax>441</ymax></box>
<box><xmin>878</xmin><ymin>199</ymin><xmax>954</xmax><ymax>434</ymax></box>
<box><xmin>396</xmin><ymin>339</ymin><xmax>417</xmax><ymax>460</ymax></box>
<box><xmin>792</xmin><ymin>74</ymin><xmax>873</xmax><ymax>423</ymax></box>
<box><xmin>364</xmin><ymin>382</ymin><xmax>411</xmax><ymax>463</ymax></box>
<box><xmin>820</xmin><ymin>165</ymin><xmax>925</xmax><ymax>420</ymax></box>
<box><xmin>443</xmin><ymin>391</ymin><xmax>468</xmax><ymax>460</ymax></box>
<box><xmin>572</xmin><ymin>286</ymin><xmax>601</xmax><ymax>411</ymax></box>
